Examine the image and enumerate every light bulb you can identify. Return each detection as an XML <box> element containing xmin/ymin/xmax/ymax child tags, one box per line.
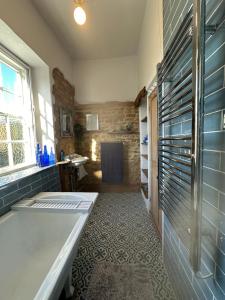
<box><xmin>74</xmin><ymin>6</ymin><xmax>86</xmax><ymax>25</ymax></box>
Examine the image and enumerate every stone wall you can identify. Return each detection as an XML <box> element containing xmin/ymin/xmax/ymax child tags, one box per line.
<box><xmin>52</xmin><ymin>68</ymin><xmax>76</xmax><ymax>159</ymax></box>
<box><xmin>74</xmin><ymin>102</ymin><xmax>140</xmax><ymax>187</ymax></box>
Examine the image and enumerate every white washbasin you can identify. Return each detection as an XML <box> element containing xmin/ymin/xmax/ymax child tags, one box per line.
<box><xmin>65</xmin><ymin>154</ymin><xmax>89</xmax><ymax>166</ymax></box>
<box><xmin>0</xmin><ymin>210</ymin><xmax>88</xmax><ymax>300</ymax></box>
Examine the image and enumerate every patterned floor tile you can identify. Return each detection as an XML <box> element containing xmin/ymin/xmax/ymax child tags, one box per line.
<box><xmin>72</xmin><ymin>193</ymin><xmax>176</xmax><ymax>300</ymax></box>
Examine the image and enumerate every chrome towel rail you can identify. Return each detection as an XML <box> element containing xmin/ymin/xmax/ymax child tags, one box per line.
<box><xmin>158</xmin><ymin>3</ymin><xmax>193</xmax><ymax>256</ymax></box>
<box><xmin>157</xmin><ymin>1</ymin><xmax>205</xmax><ymax>273</ymax></box>
<box><xmin>158</xmin><ymin>68</ymin><xmax>192</xmax><ymax>105</ymax></box>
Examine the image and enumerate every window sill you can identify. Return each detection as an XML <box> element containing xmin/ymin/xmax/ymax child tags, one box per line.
<box><xmin>0</xmin><ymin>165</ymin><xmax>57</xmax><ymax>189</ymax></box>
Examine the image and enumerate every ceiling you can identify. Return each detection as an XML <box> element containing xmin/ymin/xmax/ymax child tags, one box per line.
<box><xmin>31</xmin><ymin>0</ymin><xmax>147</xmax><ymax>60</ymax></box>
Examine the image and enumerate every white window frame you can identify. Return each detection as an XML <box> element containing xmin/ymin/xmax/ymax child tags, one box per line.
<box><xmin>0</xmin><ymin>45</ymin><xmax>36</xmax><ymax>175</ymax></box>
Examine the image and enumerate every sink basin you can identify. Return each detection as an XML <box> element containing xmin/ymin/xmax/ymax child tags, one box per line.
<box><xmin>0</xmin><ymin>210</ymin><xmax>88</xmax><ymax>300</ymax></box>
<box><xmin>65</xmin><ymin>154</ymin><xmax>88</xmax><ymax>166</ymax></box>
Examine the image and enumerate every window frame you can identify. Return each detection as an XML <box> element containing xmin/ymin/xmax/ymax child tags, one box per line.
<box><xmin>0</xmin><ymin>45</ymin><xmax>36</xmax><ymax>175</ymax></box>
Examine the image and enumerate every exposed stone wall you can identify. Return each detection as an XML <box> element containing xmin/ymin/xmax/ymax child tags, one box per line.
<box><xmin>52</xmin><ymin>68</ymin><xmax>76</xmax><ymax>159</ymax></box>
<box><xmin>74</xmin><ymin>102</ymin><xmax>140</xmax><ymax>186</ymax></box>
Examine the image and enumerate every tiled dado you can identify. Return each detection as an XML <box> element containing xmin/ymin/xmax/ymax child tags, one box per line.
<box><xmin>0</xmin><ymin>166</ymin><xmax>61</xmax><ymax>216</ymax></box>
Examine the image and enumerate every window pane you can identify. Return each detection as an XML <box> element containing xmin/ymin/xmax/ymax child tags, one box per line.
<box><xmin>12</xmin><ymin>143</ymin><xmax>25</xmax><ymax>165</ymax></box>
<box><xmin>0</xmin><ymin>62</ymin><xmax>22</xmax><ymax>96</ymax></box>
<box><xmin>0</xmin><ymin>114</ymin><xmax>7</xmax><ymax>140</ymax></box>
<box><xmin>0</xmin><ymin>51</ymin><xmax>34</xmax><ymax>174</ymax></box>
<box><xmin>0</xmin><ymin>90</ymin><xmax>23</xmax><ymax>116</ymax></box>
<box><xmin>0</xmin><ymin>143</ymin><xmax>9</xmax><ymax>168</ymax></box>
<box><xmin>10</xmin><ymin>117</ymin><xmax>23</xmax><ymax>140</ymax></box>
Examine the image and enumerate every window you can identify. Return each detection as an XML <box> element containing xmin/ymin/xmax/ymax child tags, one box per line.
<box><xmin>0</xmin><ymin>48</ymin><xmax>35</xmax><ymax>174</ymax></box>
<box><xmin>86</xmin><ymin>114</ymin><xmax>99</xmax><ymax>131</ymax></box>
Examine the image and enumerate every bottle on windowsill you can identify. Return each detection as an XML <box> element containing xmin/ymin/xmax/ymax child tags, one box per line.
<box><xmin>60</xmin><ymin>149</ymin><xmax>65</xmax><ymax>161</ymax></box>
<box><xmin>49</xmin><ymin>147</ymin><xmax>56</xmax><ymax>165</ymax></box>
<box><xmin>36</xmin><ymin>143</ymin><xmax>41</xmax><ymax>166</ymax></box>
<box><xmin>43</xmin><ymin>145</ymin><xmax>50</xmax><ymax>167</ymax></box>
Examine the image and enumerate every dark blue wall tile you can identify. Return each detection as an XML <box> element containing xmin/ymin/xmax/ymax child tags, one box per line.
<box><xmin>0</xmin><ymin>183</ymin><xmax>18</xmax><ymax>197</ymax></box>
<box><xmin>18</xmin><ymin>173</ymin><xmax>41</xmax><ymax>188</ymax></box>
<box><xmin>3</xmin><ymin>185</ymin><xmax>32</xmax><ymax>206</ymax></box>
<box><xmin>205</xmin><ymin>68</ymin><xmax>224</xmax><ymax>97</ymax></box>
<box><xmin>219</xmin><ymin>193</ymin><xmax>225</xmax><ymax>215</ymax></box>
<box><xmin>215</xmin><ymin>265</ymin><xmax>225</xmax><ymax>295</ymax></box>
<box><xmin>203</xmin><ymin>151</ymin><xmax>221</xmax><ymax>171</ymax></box>
<box><xmin>204</xmin><ymin>111</ymin><xmax>222</xmax><ymax>132</ymax></box>
<box><xmin>218</xmin><ymin>231</ymin><xmax>225</xmax><ymax>255</ymax></box>
<box><xmin>205</xmin><ymin>32</ymin><xmax>225</xmax><ymax>76</ymax></box>
<box><xmin>205</xmin><ymin>89</ymin><xmax>225</xmax><ymax>114</ymax></box>
<box><xmin>221</xmin><ymin>153</ymin><xmax>225</xmax><ymax>172</ymax></box>
<box><xmin>203</xmin><ymin>183</ymin><xmax>219</xmax><ymax>208</ymax></box>
<box><xmin>182</xmin><ymin>119</ymin><xmax>192</xmax><ymax>135</ymax></box>
<box><xmin>203</xmin><ymin>167</ymin><xmax>225</xmax><ymax>194</ymax></box>
<box><xmin>0</xmin><ymin>166</ymin><xmax>60</xmax><ymax>215</ymax></box>
<box><xmin>204</xmin><ymin>132</ymin><xmax>225</xmax><ymax>152</ymax></box>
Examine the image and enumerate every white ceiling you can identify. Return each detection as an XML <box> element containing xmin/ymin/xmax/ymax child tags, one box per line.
<box><xmin>31</xmin><ymin>0</ymin><xmax>147</xmax><ymax>60</ymax></box>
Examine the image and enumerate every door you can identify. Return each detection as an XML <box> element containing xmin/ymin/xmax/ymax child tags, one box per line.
<box><xmin>150</xmin><ymin>89</ymin><xmax>162</xmax><ymax>235</ymax></box>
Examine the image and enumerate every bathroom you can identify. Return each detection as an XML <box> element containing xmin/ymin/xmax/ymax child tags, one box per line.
<box><xmin>0</xmin><ymin>0</ymin><xmax>225</xmax><ymax>299</ymax></box>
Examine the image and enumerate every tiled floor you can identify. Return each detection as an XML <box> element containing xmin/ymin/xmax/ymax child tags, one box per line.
<box><xmin>72</xmin><ymin>193</ymin><xmax>176</xmax><ymax>300</ymax></box>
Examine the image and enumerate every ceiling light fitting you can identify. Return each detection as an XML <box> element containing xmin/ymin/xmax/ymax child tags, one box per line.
<box><xmin>74</xmin><ymin>0</ymin><xmax>86</xmax><ymax>26</ymax></box>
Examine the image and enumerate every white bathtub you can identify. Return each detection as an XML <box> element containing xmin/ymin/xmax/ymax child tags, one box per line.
<box><xmin>0</xmin><ymin>210</ymin><xmax>88</xmax><ymax>300</ymax></box>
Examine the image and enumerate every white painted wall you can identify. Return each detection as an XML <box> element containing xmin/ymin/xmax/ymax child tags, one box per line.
<box><xmin>0</xmin><ymin>0</ymin><xmax>163</xmax><ymax>106</ymax></box>
<box><xmin>0</xmin><ymin>0</ymin><xmax>73</xmax><ymax>81</ymax></box>
<box><xmin>138</xmin><ymin>0</ymin><xmax>163</xmax><ymax>89</ymax></box>
<box><xmin>73</xmin><ymin>0</ymin><xmax>164</xmax><ymax>104</ymax></box>
<box><xmin>73</xmin><ymin>56</ymin><xmax>138</xmax><ymax>104</ymax></box>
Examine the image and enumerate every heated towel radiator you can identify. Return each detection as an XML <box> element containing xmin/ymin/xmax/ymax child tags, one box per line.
<box><xmin>157</xmin><ymin>1</ymin><xmax>205</xmax><ymax>273</ymax></box>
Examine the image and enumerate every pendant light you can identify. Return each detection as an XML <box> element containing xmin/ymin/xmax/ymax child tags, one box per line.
<box><xmin>74</xmin><ymin>0</ymin><xmax>86</xmax><ymax>25</ymax></box>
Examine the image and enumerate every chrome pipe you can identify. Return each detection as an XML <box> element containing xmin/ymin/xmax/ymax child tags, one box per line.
<box><xmin>159</xmin><ymin>149</ymin><xmax>192</xmax><ymax>158</ymax></box>
<box><xmin>161</xmin><ymin>169</ymin><xmax>191</xmax><ymax>193</ymax></box>
<box><xmin>159</xmin><ymin>83</ymin><xmax>192</xmax><ymax>114</ymax></box>
<box><xmin>159</xmin><ymin>96</ymin><xmax>192</xmax><ymax>119</ymax></box>
<box><xmin>159</xmin><ymin>8</ymin><xmax>193</xmax><ymax>73</ymax></box>
<box><xmin>190</xmin><ymin>0</ymin><xmax>205</xmax><ymax>273</ymax></box>
<box><xmin>159</xmin><ymin>143</ymin><xmax>192</xmax><ymax>149</ymax></box>
<box><xmin>160</xmin><ymin>135</ymin><xmax>192</xmax><ymax>141</ymax></box>
<box><xmin>160</xmin><ymin>153</ymin><xmax>192</xmax><ymax>167</ymax></box>
<box><xmin>159</xmin><ymin>177</ymin><xmax>191</xmax><ymax>208</ymax></box>
<box><xmin>159</xmin><ymin>158</ymin><xmax>192</xmax><ymax>177</ymax></box>
<box><xmin>158</xmin><ymin>69</ymin><xmax>192</xmax><ymax>107</ymax></box>
<box><xmin>160</xmin><ymin>164</ymin><xmax>191</xmax><ymax>186</ymax></box>
<box><xmin>159</xmin><ymin>107</ymin><xmax>193</xmax><ymax>125</ymax></box>
<box><xmin>158</xmin><ymin>30</ymin><xmax>192</xmax><ymax>78</ymax></box>
<box><xmin>158</xmin><ymin>38</ymin><xmax>192</xmax><ymax>86</ymax></box>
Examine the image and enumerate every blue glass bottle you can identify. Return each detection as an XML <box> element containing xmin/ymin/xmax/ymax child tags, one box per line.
<box><xmin>43</xmin><ymin>145</ymin><xmax>49</xmax><ymax>166</ymax></box>
<box><xmin>36</xmin><ymin>144</ymin><xmax>40</xmax><ymax>166</ymax></box>
<box><xmin>49</xmin><ymin>147</ymin><xmax>56</xmax><ymax>165</ymax></box>
<box><xmin>39</xmin><ymin>149</ymin><xmax>44</xmax><ymax>167</ymax></box>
